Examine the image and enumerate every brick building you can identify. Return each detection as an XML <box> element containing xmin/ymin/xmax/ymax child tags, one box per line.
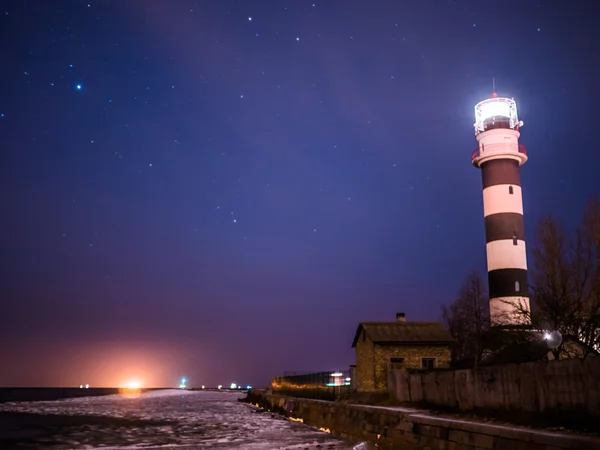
<box><xmin>351</xmin><ymin>313</ymin><xmax>454</xmax><ymax>392</ymax></box>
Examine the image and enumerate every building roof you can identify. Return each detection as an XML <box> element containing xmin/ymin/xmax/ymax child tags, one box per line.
<box><xmin>351</xmin><ymin>321</ymin><xmax>454</xmax><ymax>348</ymax></box>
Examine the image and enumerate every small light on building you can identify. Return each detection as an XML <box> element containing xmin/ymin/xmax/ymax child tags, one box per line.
<box><xmin>331</xmin><ymin>372</ymin><xmax>343</xmax><ymax>377</ymax></box>
<box><xmin>217</xmin><ymin>385</ymin><xmax>222</xmax><ymax>390</ymax></box>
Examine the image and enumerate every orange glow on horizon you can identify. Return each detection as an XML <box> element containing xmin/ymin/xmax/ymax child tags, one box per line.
<box><xmin>123</xmin><ymin>380</ymin><xmax>142</xmax><ymax>389</ymax></box>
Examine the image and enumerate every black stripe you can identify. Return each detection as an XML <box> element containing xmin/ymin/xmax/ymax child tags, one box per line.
<box><xmin>485</xmin><ymin>213</ymin><xmax>525</xmax><ymax>243</ymax></box>
<box><xmin>481</xmin><ymin>159</ymin><xmax>521</xmax><ymax>188</ymax></box>
<box><xmin>488</xmin><ymin>268</ymin><xmax>529</xmax><ymax>299</ymax></box>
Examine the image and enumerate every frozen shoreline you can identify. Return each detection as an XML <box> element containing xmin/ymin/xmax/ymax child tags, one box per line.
<box><xmin>0</xmin><ymin>389</ymin><xmax>352</xmax><ymax>449</ymax></box>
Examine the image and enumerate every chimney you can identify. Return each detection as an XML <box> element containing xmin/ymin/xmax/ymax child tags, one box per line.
<box><xmin>396</xmin><ymin>312</ymin><xmax>406</xmax><ymax>322</ymax></box>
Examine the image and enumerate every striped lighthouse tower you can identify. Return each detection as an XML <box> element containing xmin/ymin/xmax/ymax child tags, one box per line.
<box><xmin>471</xmin><ymin>93</ymin><xmax>531</xmax><ymax>327</ymax></box>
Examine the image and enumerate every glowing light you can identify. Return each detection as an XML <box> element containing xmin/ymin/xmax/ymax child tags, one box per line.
<box><xmin>217</xmin><ymin>384</ymin><xmax>223</xmax><ymax>390</ymax></box>
<box><xmin>246</xmin><ymin>385</ymin><xmax>252</xmax><ymax>389</ymax></box>
<box><xmin>331</xmin><ymin>372</ymin><xmax>343</xmax><ymax>377</ymax></box>
<box><xmin>181</xmin><ymin>377</ymin><xmax>187</xmax><ymax>383</ymax></box>
<box><xmin>473</xmin><ymin>97</ymin><xmax>520</xmax><ymax>133</ymax></box>
<box><xmin>80</xmin><ymin>384</ymin><xmax>83</xmax><ymax>389</ymax></box>
<box><xmin>125</xmin><ymin>380</ymin><xmax>141</xmax><ymax>389</ymax></box>
<box><xmin>85</xmin><ymin>384</ymin><xmax>89</xmax><ymax>389</ymax></box>
<box><xmin>345</xmin><ymin>377</ymin><xmax>351</xmax><ymax>381</ymax></box>
<box><xmin>75</xmin><ymin>84</ymin><xmax>83</xmax><ymax>90</ymax></box>
<box><xmin>480</xmin><ymin>100</ymin><xmax>510</xmax><ymax>120</ymax></box>
<box><xmin>201</xmin><ymin>385</ymin><xmax>205</xmax><ymax>389</ymax></box>
<box><xmin>230</xmin><ymin>383</ymin><xmax>237</xmax><ymax>389</ymax></box>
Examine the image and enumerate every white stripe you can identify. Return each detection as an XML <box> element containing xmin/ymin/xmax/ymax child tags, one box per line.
<box><xmin>482</xmin><ymin>184</ymin><xmax>523</xmax><ymax>217</ymax></box>
<box><xmin>490</xmin><ymin>296</ymin><xmax>531</xmax><ymax>326</ymax></box>
<box><xmin>486</xmin><ymin>239</ymin><xmax>528</xmax><ymax>271</ymax></box>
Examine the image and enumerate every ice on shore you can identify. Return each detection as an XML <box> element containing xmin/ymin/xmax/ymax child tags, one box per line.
<box><xmin>0</xmin><ymin>389</ymin><xmax>352</xmax><ymax>449</ymax></box>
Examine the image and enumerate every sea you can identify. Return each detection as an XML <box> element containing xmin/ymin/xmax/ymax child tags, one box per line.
<box><xmin>0</xmin><ymin>389</ymin><xmax>355</xmax><ymax>449</ymax></box>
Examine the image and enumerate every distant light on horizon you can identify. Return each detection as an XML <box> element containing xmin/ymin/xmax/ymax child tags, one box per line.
<box><xmin>124</xmin><ymin>380</ymin><xmax>141</xmax><ymax>389</ymax></box>
<box><xmin>230</xmin><ymin>382</ymin><xmax>237</xmax><ymax>389</ymax></box>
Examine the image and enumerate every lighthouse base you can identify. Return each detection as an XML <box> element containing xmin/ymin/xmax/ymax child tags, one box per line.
<box><xmin>480</xmin><ymin>327</ymin><xmax>549</xmax><ymax>366</ymax></box>
<box><xmin>490</xmin><ymin>296</ymin><xmax>530</xmax><ymax>327</ymax></box>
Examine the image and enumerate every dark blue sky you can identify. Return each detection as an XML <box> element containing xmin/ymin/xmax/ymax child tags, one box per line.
<box><xmin>1</xmin><ymin>0</ymin><xmax>598</xmax><ymax>388</ymax></box>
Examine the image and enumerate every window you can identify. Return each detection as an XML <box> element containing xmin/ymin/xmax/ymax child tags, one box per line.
<box><xmin>515</xmin><ymin>281</ymin><xmax>520</xmax><ymax>292</ymax></box>
<box><xmin>509</xmin><ymin>185</ymin><xmax>514</xmax><ymax>194</ymax></box>
<box><xmin>422</xmin><ymin>358</ymin><xmax>436</xmax><ymax>370</ymax></box>
<box><xmin>390</xmin><ymin>357</ymin><xmax>405</xmax><ymax>370</ymax></box>
<box><xmin>513</xmin><ymin>235</ymin><xmax>518</xmax><ymax>245</ymax></box>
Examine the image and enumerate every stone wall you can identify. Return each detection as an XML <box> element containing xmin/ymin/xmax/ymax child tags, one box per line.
<box><xmin>246</xmin><ymin>389</ymin><xmax>600</xmax><ymax>450</ymax></box>
<box><xmin>355</xmin><ymin>329</ymin><xmax>452</xmax><ymax>392</ymax></box>
<box><xmin>388</xmin><ymin>357</ymin><xmax>600</xmax><ymax>418</ymax></box>
<box><xmin>355</xmin><ymin>330</ymin><xmax>375</xmax><ymax>391</ymax></box>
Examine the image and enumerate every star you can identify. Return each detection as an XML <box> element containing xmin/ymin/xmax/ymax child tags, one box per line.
<box><xmin>75</xmin><ymin>84</ymin><xmax>83</xmax><ymax>90</ymax></box>
<box><xmin>248</xmin><ymin>16</ymin><xmax>252</xmax><ymax>21</ymax></box>
<box><xmin>296</xmin><ymin>37</ymin><xmax>300</xmax><ymax>41</ymax></box>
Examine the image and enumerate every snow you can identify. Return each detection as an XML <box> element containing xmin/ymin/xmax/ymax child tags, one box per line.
<box><xmin>0</xmin><ymin>390</ymin><xmax>353</xmax><ymax>449</ymax></box>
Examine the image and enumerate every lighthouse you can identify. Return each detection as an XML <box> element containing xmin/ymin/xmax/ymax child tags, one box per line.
<box><xmin>471</xmin><ymin>93</ymin><xmax>531</xmax><ymax>327</ymax></box>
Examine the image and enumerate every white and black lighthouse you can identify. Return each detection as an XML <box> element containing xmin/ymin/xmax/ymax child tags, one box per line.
<box><xmin>471</xmin><ymin>93</ymin><xmax>531</xmax><ymax>327</ymax></box>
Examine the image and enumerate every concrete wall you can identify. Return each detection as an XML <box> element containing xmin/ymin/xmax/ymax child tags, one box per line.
<box><xmin>388</xmin><ymin>357</ymin><xmax>600</xmax><ymax>416</ymax></box>
<box><xmin>246</xmin><ymin>390</ymin><xmax>600</xmax><ymax>450</ymax></box>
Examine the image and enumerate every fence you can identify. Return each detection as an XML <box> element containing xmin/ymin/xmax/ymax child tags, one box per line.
<box><xmin>388</xmin><ymin>356</ymin><xmax>600</xmax><ymax>416</ymax></box>
<box><xmin>272</xmin><ymin>370</ymin><xmax>351</xmax><ymax>401</ymax></box>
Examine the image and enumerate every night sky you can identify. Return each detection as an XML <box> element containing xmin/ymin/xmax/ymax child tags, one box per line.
<box><xmin>1</xmin><ymin>1</ymin><xmax>599</xmax><ymax>388</ymax></box>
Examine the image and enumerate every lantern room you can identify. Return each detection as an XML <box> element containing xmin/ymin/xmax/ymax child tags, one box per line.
<box><xmin>474</xmin><ymin>96</ymin><xmax>523</xmax><ymax>135</ymax></box>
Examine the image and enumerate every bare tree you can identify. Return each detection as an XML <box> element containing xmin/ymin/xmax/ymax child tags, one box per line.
<box><xmin>442</xmin><ymin>271</ymin><xmax>490</xmax><ymax>367</ymax></box>
<box><xmin>524</xmin><ymin>198</ymin><xmax>600</xmax><ymax>358</ymax></box>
